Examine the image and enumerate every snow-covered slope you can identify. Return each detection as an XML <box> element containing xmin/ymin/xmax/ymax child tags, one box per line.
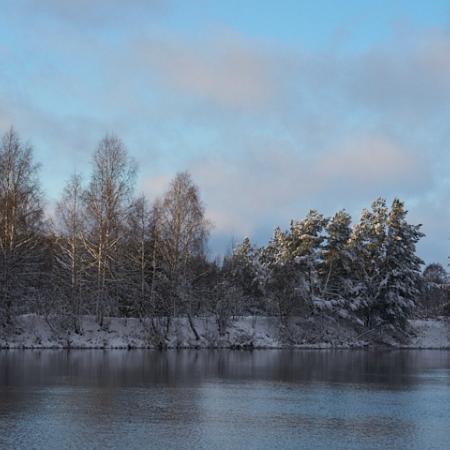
<box><xmin>406</xmin><ymin>318</ymin><xmax>450</xmax><ymax>349</ymax></box>
<box><xmin>0</xmin><ymin>314</ymin><xmax>361</xmax><ymax>349</ymax></box>
<box><xmin>0</xmin><ymin>315</ymin><xmax>448</xmax><ymax>349</ymax></box>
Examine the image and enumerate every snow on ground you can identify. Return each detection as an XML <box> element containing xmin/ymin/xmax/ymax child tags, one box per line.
<box><xmin>405</xmin><ymin>318</ymin><xmax>450</xmax><ymax>349</ymax></box>
<box><xmin>0</xmin><ymin>314</ymin><xmax>360</xmax><ymax>349</ymax></box>
<box><xmin>0</xmin><ymin>314</ymin><xmax>448</xmax><ymax>349</ymax></box>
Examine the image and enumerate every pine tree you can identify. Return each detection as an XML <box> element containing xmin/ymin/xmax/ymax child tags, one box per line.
<box><xmin>260</xmin><ymin>211</ymin><xmax>327</xmax><ymax>317</ymax></box>
<box><xmin>320</xmin><ymin>210</ymin><xmax>353</xmax><ymax>300</ymax></box>
<box><xmin>350</xmin><ymin>198</ymin><xmax>424</xmax><ymax>328</ymax></box>
<box><xmin>261</xmin><ymin>226</ymin><xmax>303</xmax><ymax>317</ymax></box>
<box><xmin>380</xmin><ymin>198</ymin><xmax>424</xmax><ymax>326</ymax></box>
<box><xmin>229</xmin><ymin>236</ymin><xmax>261</xmax><ymax>303</ymax></box>
<box><xmin>349</xmin><ymin>198</ymin><xmax>388</xmax><ymax>327</ymax></box>
<box><xmin>287</xmin><ymin>210</ymin><xmax>328</xmax><ymax>304</ymax></box>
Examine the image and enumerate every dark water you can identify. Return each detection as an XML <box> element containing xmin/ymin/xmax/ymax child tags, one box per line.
<box><xmin>0</xmin><ymin>350</ymin><xmax>449</xmax><ymax>449</ymax></box>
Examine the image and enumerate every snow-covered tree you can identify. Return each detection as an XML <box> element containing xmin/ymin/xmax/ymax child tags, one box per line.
<box><xmin>261</xmin><ymin>226</ymin><xmax>304</xmax><ymax>317</ymax></box>
<box><xmin>349</xmin><ymin>198</ymin><xmax>424</xmax><ymax>328</ymax></box>
<box><xmin>419</xmin><ymin>263</ymin><xmax>448</xmax><ymax>317</ymax></box>
<box><xmin>287</xmin><ymin>210</ymin><xmax>328</xmax><ymax>305</ymax></box>
<box><xmin>0</xmin><ymin>126</ymin><xmax>431</xmax><ymax>340</ymax></box>
<box><xmin>259</xmin><ymin>211</ymin><xmax>327</xmax><ymax>317</ymax></box>
<box><xmin>227</xmin><ymin>236</ymin><xmax>262</xmax><ymax>304</ymax></box>
<box><xmin>380</xmin><ymin>198</ymin><xmax>424</xmax><ymax>325</ymax></box>
<box><xmin>349</xmin><ymin>198</ymin><xmax>389</xmax><ymax>327</ymax></box>
<box><xmin>320</xmin><ymin>210</ymin><xmax>354</xmax><ymax>300</ymax></box>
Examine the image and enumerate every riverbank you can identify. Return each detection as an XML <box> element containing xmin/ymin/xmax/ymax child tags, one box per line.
<box><xmin>1</xmin><ymin>314</ymin><xmax>449</xmax><ymax>349</ymax></box>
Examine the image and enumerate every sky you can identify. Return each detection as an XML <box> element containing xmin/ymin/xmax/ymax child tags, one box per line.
<box><xmin>1</xmin><ymin>0</ymin><xmax>450</xmax><ymax>264</ymax></box>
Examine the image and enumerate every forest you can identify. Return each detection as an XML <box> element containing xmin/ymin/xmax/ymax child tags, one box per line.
<box><xmin>0</xmin><ymin>127</ymin><xmax>448</xmax><ymax>343</ymax></box>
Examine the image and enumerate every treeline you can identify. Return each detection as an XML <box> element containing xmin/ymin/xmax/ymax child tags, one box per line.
<box><xmin>0</xmin><ymin>127</ymin><xmax>445</xmax><ymax>335</ymax></box>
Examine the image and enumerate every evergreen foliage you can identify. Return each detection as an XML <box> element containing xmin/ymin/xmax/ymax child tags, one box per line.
<box><xmin>0</xmin><ymin>127</ymin><xmax>429</xmax><ymax>331</ymax></box>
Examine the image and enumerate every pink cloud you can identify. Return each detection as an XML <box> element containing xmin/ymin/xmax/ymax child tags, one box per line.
<box><xmin>319</xmin><ymin>133</ymin><xmax>428</xmax><ymax>186</ymax></box>
<box><xmin>136</xmin><ymin>30</ymin><xmax>281</xmax><ymax>111</ymax></box>
<box><xmin>146</xmin><ymin>132</ymin><xmax>431</xmax><ymax>237</ymax></box>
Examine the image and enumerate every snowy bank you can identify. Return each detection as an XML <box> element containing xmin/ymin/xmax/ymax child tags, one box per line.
<box><xmin>402</xmin><ymin>318</ymin><xmax>450</xmax><ymax>349</ymax></box>
<box><xmin>0</xmin><ymin>315</ymin><xmax>449</xmax><ymax>349</ymax></box>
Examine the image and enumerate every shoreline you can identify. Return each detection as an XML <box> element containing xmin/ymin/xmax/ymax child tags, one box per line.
<box><xmin>1</xmin><ymin>314</ymin><xmax>448</xmax><ymax>350</ymax></box>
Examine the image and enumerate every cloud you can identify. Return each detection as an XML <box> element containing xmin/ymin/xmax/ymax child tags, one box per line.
<box><xmin>339</xmin><ymin>28</ymin><xmax>450</xmax><ymax>126</ymax></box>
<box><xmin>0</xmin><ymin>92</ymin><xmax>110</xmax><ymax>203</ymax></box>
<box><xmin>139</xmin><ymin>173</ymin><xmax>173</xmax><ymax>202</ymax></box>
<box><xmin>408</xmin><ymin>185</ymin><xmax>450</xmax><ymax>266</ymax></box>
<box><xmin>319</xmin><ymin>133</ymin><xmax>430</xmax><ymax>192</ymax></box>
<box><xmin>1</xmin><ymin>6</ymin><xmax>449</xmax><ymax>262</ymax></box>
<box><xmin>135</xmin><ymin>30</ymin><xmax>283</xmax><ymax>111</ymax></box>
<box><xmin>148</xmin><ymin>132</ymin><xmax>431</xmax><ymax>241</ymax></box>
<box><xmin>12</xmin><ymin>0</ymin><xmax>168</xmax><ymax>27</ymax></box>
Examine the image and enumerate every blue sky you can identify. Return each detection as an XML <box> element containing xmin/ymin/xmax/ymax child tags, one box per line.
<box><xmin>1</xmin><ymin>0</ymin><xmax>450</xmax><ymax>263</ymax></box>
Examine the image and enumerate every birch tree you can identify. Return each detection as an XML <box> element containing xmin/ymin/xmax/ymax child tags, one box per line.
<box><xmin>55</xmin><ymin>174</ymin><xmax>86</xmax><ymax>331</ymax></box>
<box><xmin>0</xmin><ymin>128</ymin><xmax>45</xmax><ymax>323</ymax></box>
<box><xmin>83</xmin><ymin>135</ymin><xmax>136</xmax><ymax>326</ymax></box>
<box><xmin>156</xmin><ymin>172</ymin><xmax>210</xmax><ymax>336</ymax></box>
<box><xmin>121</xmin><ymin>195</ymin><xmax>151</xmax><ymax>317</ymax></box>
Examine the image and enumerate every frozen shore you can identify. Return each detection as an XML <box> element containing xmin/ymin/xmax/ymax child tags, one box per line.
<box><xmin>0</xmin><ymin>314</ymin><xmax>449</xmax><ymax>350</ymax></box>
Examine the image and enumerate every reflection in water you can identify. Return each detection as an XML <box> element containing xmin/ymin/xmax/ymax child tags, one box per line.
<box><xmin>0</xmin><ymin>350</ymin><xmax>449</xmax><ymax>449</ymax></box>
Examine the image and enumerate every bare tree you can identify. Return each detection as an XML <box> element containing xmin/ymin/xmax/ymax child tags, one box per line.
<box><xmin>156</xmin><ymin>172</ymin><xmax>210</xmax><ymax>337</ymax></box>
<box><xmin>82</xmin><ymin>135</ymin><xmax>136</xmax><ymax>326</ymax></box>
<box><xmin>55</xmin><ymin>174</ymin><xmax>87</xmax><ymax>332</ymax></box>
<box><xmin>121</xmin><ymin>195</ymin><xmax>151</xmax><ymax>317</ymax></box>
<box><xmin>148</xmin><ymin>200</ymin><xmax>165</xmax><ymax>316</ymax></box>
<box><xmin>0</xmin><ymin>128</ymin><xmax>45</xmax><ymax>323</ymax></box>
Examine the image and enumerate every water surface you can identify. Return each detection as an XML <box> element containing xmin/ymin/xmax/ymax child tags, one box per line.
<box><xmin>0</xmin><ymin>350</ymin><xmax>449</xmax><ymax>449</ymax></box>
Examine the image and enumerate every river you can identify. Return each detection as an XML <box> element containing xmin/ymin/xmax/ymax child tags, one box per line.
<box><xmin>0</xmin><ymin>350</ymin><xmax>449</xmax><ymax>449</ymax></box>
